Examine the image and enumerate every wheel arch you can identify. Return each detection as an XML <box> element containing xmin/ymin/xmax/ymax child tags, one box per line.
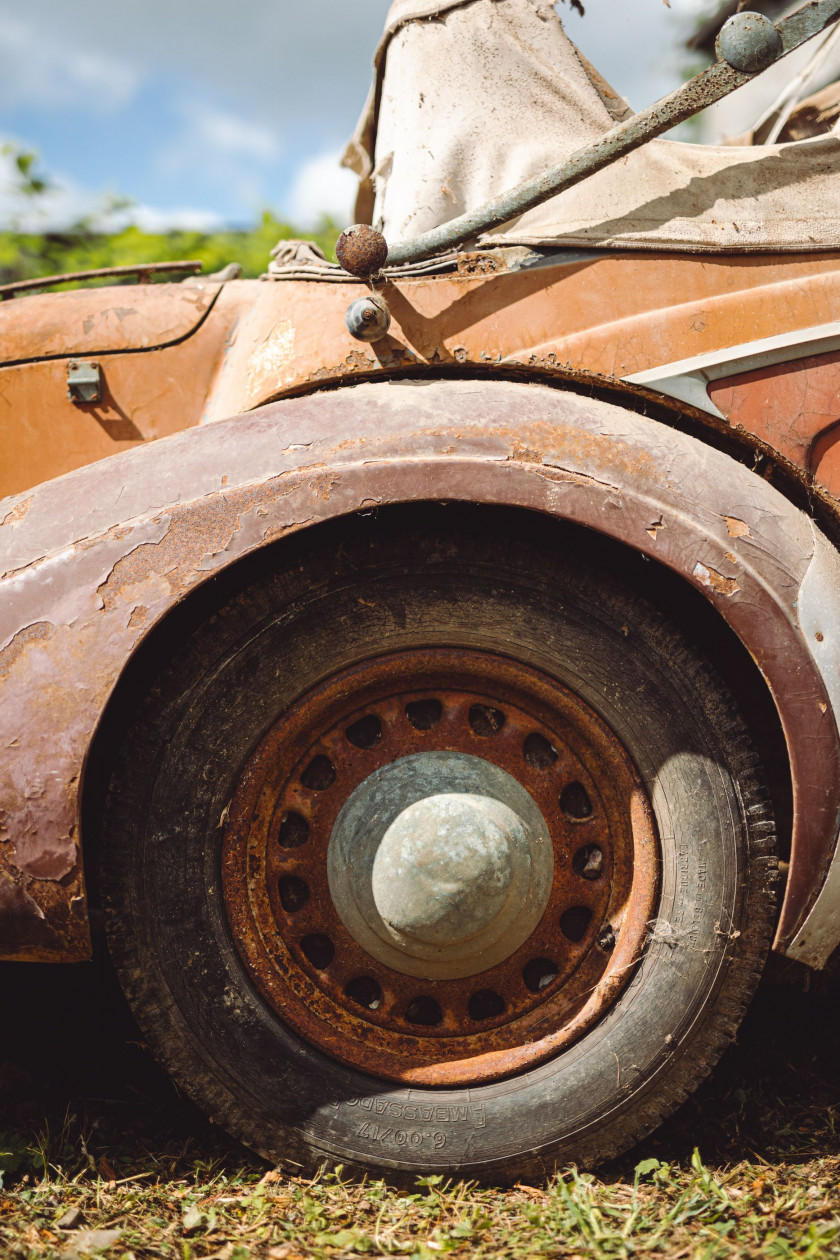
<box><xmin>81</xmin><ymin>500</ymin><xmax>790</xmax><ymax>898</ymax></box>
<box><xmin>1</xmin><ymin>376</ymin><xmax>838</xmax><ymax>962</ymax></box>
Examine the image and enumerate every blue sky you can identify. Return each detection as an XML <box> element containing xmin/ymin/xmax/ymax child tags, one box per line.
<box><xmin>0</xmin><ymin>1</ymin><xmax>728</xmax><ymax>232</ymax></box>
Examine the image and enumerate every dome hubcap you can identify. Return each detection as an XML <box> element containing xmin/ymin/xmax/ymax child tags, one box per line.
<box><xmin>328</xmin><ymin>752</ymin><xmax>554</xmax><ymax>979</ymax></box>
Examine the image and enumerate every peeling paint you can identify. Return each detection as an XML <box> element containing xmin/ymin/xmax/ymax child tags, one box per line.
<box><xmin>0</xmin><ymin>621</ymin><xmax>55</xmax><ymax>681</ymax></box>
<box><xmin>1</xmin><ymin>497</ymin><xmax>32</xmax><ymax>528</ymax></box>
<box><xmin>14</xmin><ymin>823</ymin><xmax>77</xmax><ymax>880</ymax></box>
<box><xmin>693</xmin><ymin>560</ymin><xmax>741</xmax><ymax>597</ymax></box>
<box><xmin>246</xmin><ymin>321</ymin><xmax>296</xmax><ymax>400</ymax></box>
<box><xmin>0</xmin><ymin>871</ymin><xmax>48</xmax><ymax>947</ymax></box>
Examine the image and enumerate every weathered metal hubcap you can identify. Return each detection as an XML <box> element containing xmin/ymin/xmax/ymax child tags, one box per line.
<box><xmin>221</xmin><ymin>648</ymin><xmax>658</xmax><ymax>1085</ymax></box>
<box><xmin>328</xmin><ymin>752</ymin><xmax>554</xmax><ymax>979</ymax></box>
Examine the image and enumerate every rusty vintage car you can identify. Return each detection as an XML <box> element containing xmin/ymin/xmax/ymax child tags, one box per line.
<box><xmin>4</xmin><ymin>0</ymin><xmax>840</xmax><ymax>1182</ymax></box>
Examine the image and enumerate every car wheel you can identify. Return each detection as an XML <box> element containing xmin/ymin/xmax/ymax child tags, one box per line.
<box><xmin>101</xmin><ymin>513</ymin><xmax>777</xmax><ymax>1182</ymax></box>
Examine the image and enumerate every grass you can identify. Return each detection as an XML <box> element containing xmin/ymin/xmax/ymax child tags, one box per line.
<box><xmin>0</xmin><ymin>952</ymin><xmax>838</xmax><ymax>1259</ymax></box>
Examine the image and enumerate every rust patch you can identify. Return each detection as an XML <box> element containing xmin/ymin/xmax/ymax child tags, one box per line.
<box><xmin>309</xmin><ymin>472</ymin><xmax>340</xmax><ymax>502</ymax></box>
<box><xmin>97</xmin><ymin>498</ymin><xmax>256</xmax><ymax>609</ymax></box>
<box><xmin>725</xmin><ymin>516</ymin><xmax>752</xmax><ymax>539</ymax></box>
<box><xmin>457</xmin><ymin>252</ymin><xmax>507</xmax><ymax>277</ymax></box>
<box><xmin>307</xmin><ymin>349</ymin><xmax>378</xmax><ymax>385</ymax></box>
<box><xmin>95</xmin><ymin>473</ymin><xmax>315</xmax><ymax>612</ymax></box>
<box><xmin>1</xmin><ymin>497</ymin><xmax>32</xmax><ymax>528</ymax></box>
<box><xmin>693</xmin><ymin>560</ymin><xmax>740</xmax><ymax>597</ymax></box>
<box><xmin>335</xmin><ymin>225</ymin><xmax>389</xmax><ymax>280</ymax></box>
<box><xmin>246</xmin><ymin>321</ymin><xmax>296</xmax><ymax>400</ymax></box>
<box><xmin>507</xmin><ymin>445</ymin><xmax>543</xmax><ymax>464</ymax></box>
<box><xmin>0</xmin><ymin>869</ymin><xmax>48</xmax><ymax>946</ymax></box>
<box><xmin>0</xmin><ymin>622</ymin><xmax>55</xmax><ymax>681</ymax></box>
<box><xmin>0</xmin><ymin>848</ymin><xmax>88</xmax><ymax>959</ymax></box>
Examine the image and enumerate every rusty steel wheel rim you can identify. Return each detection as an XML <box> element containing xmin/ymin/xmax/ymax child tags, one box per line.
<box><xmin>221</xmin><ymin>649</ymin><xmax>658</xmax><ymax>1086</ymax></box>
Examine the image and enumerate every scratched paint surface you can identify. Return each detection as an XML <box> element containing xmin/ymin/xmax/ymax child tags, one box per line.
<box><xmin>0</xmin><ymin>284</ymin><xmax>253</xmax><ymax>498</ymax></box>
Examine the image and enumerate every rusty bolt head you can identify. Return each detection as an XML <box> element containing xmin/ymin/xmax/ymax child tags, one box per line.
<box><xmin>336</xmin><ymin>224</ymin><xmax>389</xmax><ymax>278</ymax></box>
<box><xmin>345</xmin><ymin>294</ymin><xmax>391</xmax><ymax>343</ymax></box>
<box><xmin>716</xmin><ymin>12</ymin><xmax>782</xmax><ymax>75</ymax></box>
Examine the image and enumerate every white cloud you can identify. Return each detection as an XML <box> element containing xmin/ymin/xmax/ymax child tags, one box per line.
<box><xmin>152</xmin><ymin>100</ymin><xmax>282</xmax><ymax>209</ymax></box>
<box><xmin>0</xmin><ymin>0</ymin><xmax>391</xmax><ymax>140</ymax></box>
<box><xmin>0</xmin><ymin>16</ymin><xmax>141</xmax><ymax>112</ymax></box>
<box><xmin>128</xmin><ymin>203</ymin><xmax>226</xmax><ymax>233</ymax></box>
<box><xmin>176</xmin><ymin>101</ymin><xmax>279</xmax><ymax>162</ymax></box>
<box><xmin>286</xmin><ymin>150</ymin><xmax>357</xmax><ymax>227</ymax></box>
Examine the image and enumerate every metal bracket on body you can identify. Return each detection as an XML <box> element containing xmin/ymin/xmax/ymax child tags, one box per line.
<box><xmin>66</xmin><ymin>360</ymin><xmax>103</xmax><ymax>405</ymax></box>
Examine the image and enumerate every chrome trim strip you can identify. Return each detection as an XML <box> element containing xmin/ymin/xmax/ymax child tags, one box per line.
<box><xmin>623</xmin><ymin>319</ymin><xmax>840</xmax><ymax>418</ymax></box>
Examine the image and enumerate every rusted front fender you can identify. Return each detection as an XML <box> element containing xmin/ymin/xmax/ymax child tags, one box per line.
<box><xmin>1</xmin><ymin>379</ymin><xmax>839</xmax><ymax>964</ymax></box>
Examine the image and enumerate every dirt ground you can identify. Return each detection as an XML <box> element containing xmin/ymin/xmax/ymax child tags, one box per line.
<box><xmin>0</xmin><ymin>947</ymin><xmax>838</xmax><ymax>1259</ymax></box>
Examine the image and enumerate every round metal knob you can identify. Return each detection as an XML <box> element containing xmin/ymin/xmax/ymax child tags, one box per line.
<box><xmin>345</xmin><ymin>294</ymin><xmax>391</xmax><ymax>342</ymax></box>
<box><xmin>716</xmin><ymin>12</ymin><xmax>783</xmax><ymax>75</ymax></box>
<box><xmin>336</xmin><ymin>224</ymin><xmax>389</xmax><ymax>279</ymax></box>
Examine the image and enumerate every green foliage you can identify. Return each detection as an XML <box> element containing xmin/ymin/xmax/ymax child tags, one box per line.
<box><xmin>0</xmin><ymin>1131</ymin><xmax>46</xmax><ymax>1190</ymax></box>
<box><xmin>0</xmin><ymin>212</ymin><xmax>341</xmax><ymax>286</ymax></box>
<box><xmin>1</xmin><ymin>144</ymin><xmax>52</xmax><ymax>200</ymax></box>
<box><xmin>0</xmin><ymin>141</ymin><xmax>341</xmax><ymax>284</ymax></box>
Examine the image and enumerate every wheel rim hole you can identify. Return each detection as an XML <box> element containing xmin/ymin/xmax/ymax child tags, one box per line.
<box><xmin>469</xmin><ymin>704</ymin><xmax>506</xmax><ymax>737</ymax></box>
<box><xmin>404</xmin><ymin>996</ymin><xmax>443</xmax><ymax>1026</ymax></box>
<box><xmin>560</xmin><ymin>781</ymin><xmax>593</xmax><ymax>819</ymax></box>
<box><xmin>406</xmin><ymin>699</ymin><xmax>442</xmax><ymax>731</ymax></box>
<box><xmin>277</xmin><ymin>811</ymin><xmax>309</xmax><ymax>848</ymax></box>
<box><xmin>300</xmin><ymin>934</ymin><xmax>335</xmax><ymax>969</ymax></box>
<box><xmin>522</xmin><ymin>957</ymin><xmax>558</xmax><ymax>993</ymax></box>
<box><xmin>346</xmin><ymin>715</ymin><xmax>383</xmax><ymax>750</ymax></box>
<box><xmin>572</xmin><ymin>845</ymin><xmax>604</xmax><ymax>880</ymax></box>
<box><xmin>522</xmin><ymin>732</ymin><xmax>558</xmax><ymax>768</ymax></box>
<box><xmin>560</xmin><ymin>905</ymin><xmax>593</xmax><ymax>943</ymax></box>
<box><xmin>345</xmin><ymin>976</ymin><xmax>382</xmax><ymax>1010</ymax></box>
<box><xmin>468</xmin><ymin>989</ymin><xmax>506</xmax><ymax>1021</ymax></box>
<box><xmin>278</xmin><ymin>876</ymin><xmax>310</xmax><ymax>912</ymax></box>
<box><xmin>301</xmin><ymin>755</ymin><xmax>336</xmax><ymax>791</ymax></box>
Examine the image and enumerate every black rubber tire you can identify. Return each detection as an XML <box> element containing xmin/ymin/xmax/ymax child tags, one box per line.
<box><xmin>100</xmin><ymin>514</ymin><xmax>777</xmax><ymax>1183</ymax></box>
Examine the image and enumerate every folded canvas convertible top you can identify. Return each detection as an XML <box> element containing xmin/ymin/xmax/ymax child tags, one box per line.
<box><xmin>343</xmin><ymin>0</ymin><xmax>840</xmax><ymax>252</ymax></box>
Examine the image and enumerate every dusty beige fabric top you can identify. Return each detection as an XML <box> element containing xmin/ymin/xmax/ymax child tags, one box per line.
<box><xmin>343</xmin><ymin>0</ymin><xmax>840</xmax><ymax>252</ymax></box>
